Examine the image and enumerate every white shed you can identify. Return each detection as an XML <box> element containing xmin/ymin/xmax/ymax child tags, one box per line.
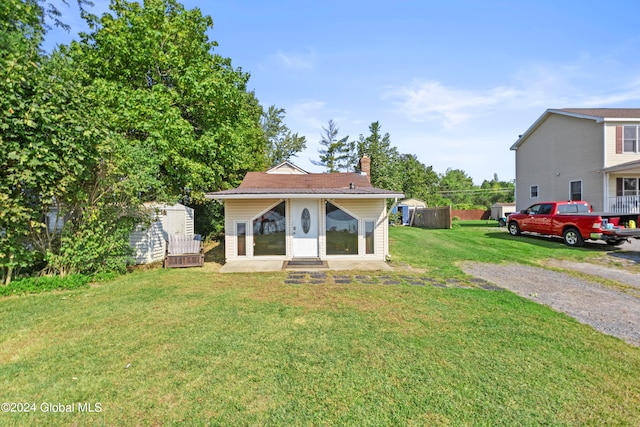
<box><xmin>490</xmin><ymin>202</ymin><xmax>516</xmax><ymax>219</ymax></box>
<box><xmin>129</xmin><ymin>203</ymin><xmax>195</xmax><ymax>265</ymax></box>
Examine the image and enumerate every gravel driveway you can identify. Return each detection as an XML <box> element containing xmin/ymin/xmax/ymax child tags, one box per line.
<box><xmin>461</xmin><ymin>260</ymin><xmax>640</xmax><ymax>347</ymax></box>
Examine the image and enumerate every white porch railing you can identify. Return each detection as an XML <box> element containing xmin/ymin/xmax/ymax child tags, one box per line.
<box><xmin>607</xmin><ymin>195</ymin><xmax>640</xmax><ymax>213</ymax></box>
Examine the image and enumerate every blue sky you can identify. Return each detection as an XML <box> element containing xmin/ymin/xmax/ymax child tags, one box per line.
<box><xmin>43</xmin><ymin>0</ymin><xmax>640</xmax><ymax>184</ymax></box>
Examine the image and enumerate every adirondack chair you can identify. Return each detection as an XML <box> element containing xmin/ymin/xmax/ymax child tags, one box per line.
<box><xmin>164</xmin><ymin>234</ymin><xmax>204</xmax><ymax>268</ymax></box>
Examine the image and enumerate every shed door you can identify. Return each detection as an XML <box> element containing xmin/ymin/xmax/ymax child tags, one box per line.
<box><xmin>291</xmin><ymin>199</ymin><xmax>318</xmax><ymax>258</ymax></box>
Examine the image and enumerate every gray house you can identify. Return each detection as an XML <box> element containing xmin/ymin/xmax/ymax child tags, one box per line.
<box><xmin>511</xmin><ymin>108</ymin><xmax>640</xmax><ymax>212</ymax></box>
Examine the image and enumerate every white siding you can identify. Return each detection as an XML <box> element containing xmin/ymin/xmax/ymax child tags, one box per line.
<box><xmin>224</xmin><ymin>199</ymin><xmax>282</xmax><ymax>261</ymax></box>
<box><xmin>223</xmin><ymin>198</ymin><xmax>390</xmax><ymax>262</ymax></box>
<box><xmin>604</xmin><ymin>122</ymin><xmax>640</xmax><ymax>167</ymax></box>
<box><xmin>129</xmin><ymin>221</ymin><xmax>165</xmax><ymax>264</ymax></box>
<box><xmin>515</xmin><ymin>114</ymin><xmax>605</xmax><ymax>211</ymax></box>
<box><xmin>184</xmin><ymin>206</ymin><xmax>195</xmax><ymax>235</ymax></box>
<box><xmin>323</xmin><ymin>199</ymin><xmax>387</xmax><ymax>260</ymax></box>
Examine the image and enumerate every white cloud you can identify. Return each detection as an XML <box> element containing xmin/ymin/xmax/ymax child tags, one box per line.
<box><xmin>270</xmin><ymin>48</ymin><xmax>316</xmax><ymax>70</ymax></box>
<box><xmin>286</xmin><ymin>99</ymin><xmax>326</xmax><ymax>131</ymax></box>
<box><xmin>384</xmin><ymin>80</ymin><xmax>523</xmax><ymax>128</ymax></box>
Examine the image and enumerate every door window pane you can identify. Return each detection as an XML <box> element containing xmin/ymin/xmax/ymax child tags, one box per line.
<box><xmin>326</xmin><ymin>202</ymin><xmax>358</xmax><ymax>255</ymax></box>
<box><xmin>253</xmin><ymin>202</ymin><xmax>286</xmax><ymax>256</ymax></box>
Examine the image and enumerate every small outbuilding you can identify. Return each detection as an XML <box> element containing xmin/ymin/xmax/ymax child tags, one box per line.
<box><xmin>129</xmin><ymin>203</ymin><xmax>195</xmax><ymax>265</ymax></box>
<box><xmin>490</xmin><ymin>202</ymin><xmax>516</xmax><ymax>220</ymax></box>
<box><xmin>393</xmin><ymin>198</ymin><xmax>427</xmax><ymax>225</ymax></box>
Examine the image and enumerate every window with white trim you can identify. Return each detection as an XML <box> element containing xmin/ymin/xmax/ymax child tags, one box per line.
<box><xmin>253</xmin><ymin>201</ymin><xmax>286</xmax><ymax>256</ymax></box>
<box><xmin>530</xmin><ymin>185</ymin><xmax>539</xmax><ymax>198</ymax></box>
<box><xmin>236</xmin><ymin>222</ymin><xmax>247</xmax><ymax>257</ymax></box>
<box><xmin>326</xmin><ymin>202</ymin><xmax>358</xmax><ymax>255</ymax></box>
<box><xmin>622</xmin><ymin>177</ymin><xmax>639</xmax><ymax>196</ymax></box>
<box><xmin>570</xmin><ymin>180</ymin><xmax>582</xmax><ymax>201</ymax></box>
<box><xmin>623</xmin><ymin>126</ymin><xmax>639</xmax><ymax>153</ymax></box>
<box><xmin>364</xmin><ymin>220</ymin><xmax>375</xmax><ymax>255</ymax></box>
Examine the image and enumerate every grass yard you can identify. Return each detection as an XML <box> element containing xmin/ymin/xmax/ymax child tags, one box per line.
<box><xmin>1</xmin><ymin>223</ymin><xmax>639</xmax><ymax>425</ymax></box>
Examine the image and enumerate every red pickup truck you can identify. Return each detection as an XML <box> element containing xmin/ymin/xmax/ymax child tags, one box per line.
<box><xmin>507</xmin><ymin>200</ymin><xmax>640</xmax><ymax>247</ymax></box>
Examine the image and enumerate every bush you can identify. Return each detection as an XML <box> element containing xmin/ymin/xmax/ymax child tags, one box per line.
<box><xmin>0</xmin><ymin>274</ymin><xmax>91</xmax><ymax>297</ymax></box>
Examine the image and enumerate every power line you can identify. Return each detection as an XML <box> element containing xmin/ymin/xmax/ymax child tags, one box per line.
<box><xmin>437</xmin><ymin>188</ymin><xmax>514</xmax><ymax>195</ymax></box>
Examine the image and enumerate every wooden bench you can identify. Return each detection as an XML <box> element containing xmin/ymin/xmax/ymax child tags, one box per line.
<box><xmin>164</xmin><ymin>234</ymin><xmax>204</xmax><ymax>268</ymax></box>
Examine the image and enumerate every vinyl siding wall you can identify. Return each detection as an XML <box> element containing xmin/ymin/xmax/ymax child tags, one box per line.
<box><xmin>129</xmin><ymin>221</ymin><xmax>166</xmax><ymax>264</ymax></box>
<box><xmin>224</xmin><ymin>199</ymin><xmax>282</xmax><ymax>261</ymax></box>
<box><xmin>603</xmin><ymin>123</ymin><xmax>640</xmax><ymax>208</ymax></box>
<box><xmin>323</xmin><ymin>199</ymin><xmax>387</xmax><ymax>260</ymax></box>
<box><xmin>604</xmin><ymin>122</ymin><xmax>640</xmax><ymax>168</ymax></box>
<box><xmin>515</xmin><ymin>114</ymin><xmax>605</xmax><ymax>211</ymax></box>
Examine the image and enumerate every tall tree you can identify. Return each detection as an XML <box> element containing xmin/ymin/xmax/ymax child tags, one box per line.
<box><xmin>313</xmin><ymin>119</ymin><xmax>352</xmax><ymax>172</ymax></box>
<box><xmin>355</xmin><ymin>122</ymin><xmax>400</xmax><ymax>191</ymax></box>
<box><xmin>438</xmin><ymin>168</ymin><xmax>476</xmax><ymax>208</ymax></box>
<box><xmin>68</xmin><ymin>0</ymin><xmax>267</xmax><ymax>200</ymax></box>
<box><xmin>474</xmin><ymin>173</ymin><xmax>515</xmax><ymax>207</ymax></box>
<box><xmin>261</xmin><ymin>105</ymin><xmax>307</xmax><ymax>166</ymax></box>
<box><xmin>0</xmin><ymin>0</ymin><xmax>107</xmax><ymax>283</ymax></box>
<box><xmin>397</xmin><ymin>154</ymin><xmax>442</xmax><ymax>206</ymax></box>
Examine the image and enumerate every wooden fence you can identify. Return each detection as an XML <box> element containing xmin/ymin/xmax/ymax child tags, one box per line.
<box><xmin>451</xmin><ymin>209</ymin><xmax>491</xmax><ymax>220</ymax></box>
<box><xmin>411</xmin><ymin>206</ymin><xmax>452</xmax><ymax>229</ymax></box>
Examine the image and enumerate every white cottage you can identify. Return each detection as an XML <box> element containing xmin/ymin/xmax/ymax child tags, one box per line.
<box><xmin>206</xmin><ymin>158</ymin><xmax>403</xmax><ymax>269</ymax></box>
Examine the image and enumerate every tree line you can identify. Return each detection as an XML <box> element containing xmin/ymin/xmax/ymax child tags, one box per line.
<box><xmin>1</xmin><ymin>0</ymin><xmax>512</xmax><ymax>285</ymax></box>
<box><xmin>305</xmin><ymin>119</ymin><xmax>514</xmax><ymax>210</ymax></box>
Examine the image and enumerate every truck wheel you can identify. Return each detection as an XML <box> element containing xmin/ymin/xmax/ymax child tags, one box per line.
<box><xmin>563</xmin><ymin>227</ymin><xmax>584</xmax><ymax>247</ymax></box>
<box><xmin>508</xmin><ymin>221</ymin><xmax>521</xmax><ymax>236</ymax></box>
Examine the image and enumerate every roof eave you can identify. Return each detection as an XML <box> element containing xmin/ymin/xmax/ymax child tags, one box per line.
<box><xmin>511</xmin><ymin>108</ymin><xmax>604</xmax><ymax>150</ymax></box>
<box><xmin>206</xmin><ymin>192</ymin><xmax>404</xmax><ymax>200</ymax></box>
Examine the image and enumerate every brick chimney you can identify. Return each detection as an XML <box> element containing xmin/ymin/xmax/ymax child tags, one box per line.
<box><xmin>359</xmin><ymin>155</ymin><xmax>371</xmax><ymax>182</ymax></box>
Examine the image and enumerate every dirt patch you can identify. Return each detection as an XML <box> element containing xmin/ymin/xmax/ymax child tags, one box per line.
<box><xmin>461</xmin><ymin>262</ymin><xmax>640</xmax><ymax>347</ymax></box>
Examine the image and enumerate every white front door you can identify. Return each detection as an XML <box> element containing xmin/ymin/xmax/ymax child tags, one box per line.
<box><xmin>291</xmin><ymin>199</ymin><xmax>319</xmax><ymax>258</ymax></box>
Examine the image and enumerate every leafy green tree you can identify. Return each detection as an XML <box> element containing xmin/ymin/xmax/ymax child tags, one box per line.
<box><xmin>474</xmin><ymin>173</ymin><xmax>515</xmax><ymax>207</ymax></box>
<box><xmin>0</xmin><ymin>0</ymin><xmax>103</xmax><ymax>283</ymax></box>
<box><xmin>438</xmin><ymin>168</ymin><xmax>477</xmax><ymax>208</ymax></box>
<box><xmin>313</xmin><ymin>119</ymin><xmax>352</xmax><ymax>172</ymax></box>
<box><xmin>397</xmin><ymin>154</ymin><xmax>443</xmax><ymax>206</ymax></box>
<box><xmin>355</xmin><ymin>122</ymin><xmax>401</xmax><ymax>191</ymax></box>
<box><xmin>261</xmin><ymin>105</ymin><xmax>307</xmax><ymax>166</ymax></box>
<box><xmin>68</xmin><ymin>0</ymin><xmax>267</xmax><ymax>200</ymax></box>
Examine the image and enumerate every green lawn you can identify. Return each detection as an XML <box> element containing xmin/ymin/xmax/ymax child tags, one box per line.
<box><xmin>1</xmin><ymin>224</ymin><xmax>639</xmax><ymax>425</ymax></box>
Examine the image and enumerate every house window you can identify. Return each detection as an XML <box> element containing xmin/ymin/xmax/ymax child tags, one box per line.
<box><xmin>365</xmin><ymin>221</ymin><xmax>375</xmax><ymax>255</ymax></box>
<box><xmin>623</xmin><ymin>178</ymin><xmax>639</xmax><ymax>196</ymax></box>
<box><xmin>570</xmin><ymin>180</ymin><xmax>582</xmax><ymax>201</ymax></box>
<box><xmin>623</xmin><ymin>126</ymin><xmax>639</xmax><ymax>153</ymax></box>
<box><xmin>253</xmin><ymin>202</ymin><xmax>286</xmax><ymax>256</ymax></box>
<box><xmin>236</xmin><ymin>222</ymin><xmax>247</xmax><ymax>256</ymax></box>
<box><xmin>530</xmin><ymin>185</ymin><xmax>539</xmax><ymax>198</ymax></box>
<box><xmin>326</xmin><ymin>202</ymin><xmax>358</xmax><ymax>255</ymax></box>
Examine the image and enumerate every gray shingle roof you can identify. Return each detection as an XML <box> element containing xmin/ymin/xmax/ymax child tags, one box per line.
<box><xmin>558</xmin><ymin>108</ymin><xmax>640</xmax><ymax>119</ymax></box>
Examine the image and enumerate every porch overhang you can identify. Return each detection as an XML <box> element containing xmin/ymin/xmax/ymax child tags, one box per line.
<box><xmin>601</xmin><ymin>159</ymin><xmax>640</xmax><ymax>174</ymax></box>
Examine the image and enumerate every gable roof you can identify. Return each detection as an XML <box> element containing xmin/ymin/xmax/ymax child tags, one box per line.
<box><xmin>266</xmin><ymin>161</ymin><xmax>309</xmax><ymax>174</ymax></box>
<box><xmin>206</xmin><ymin>170</ymin><xmax>404</xmax><ymax>200</ymax></box>
<box><xmin>511</xmin><ymin>108</ymin><xmax>640</xmax><ymax>150</ymax></box>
